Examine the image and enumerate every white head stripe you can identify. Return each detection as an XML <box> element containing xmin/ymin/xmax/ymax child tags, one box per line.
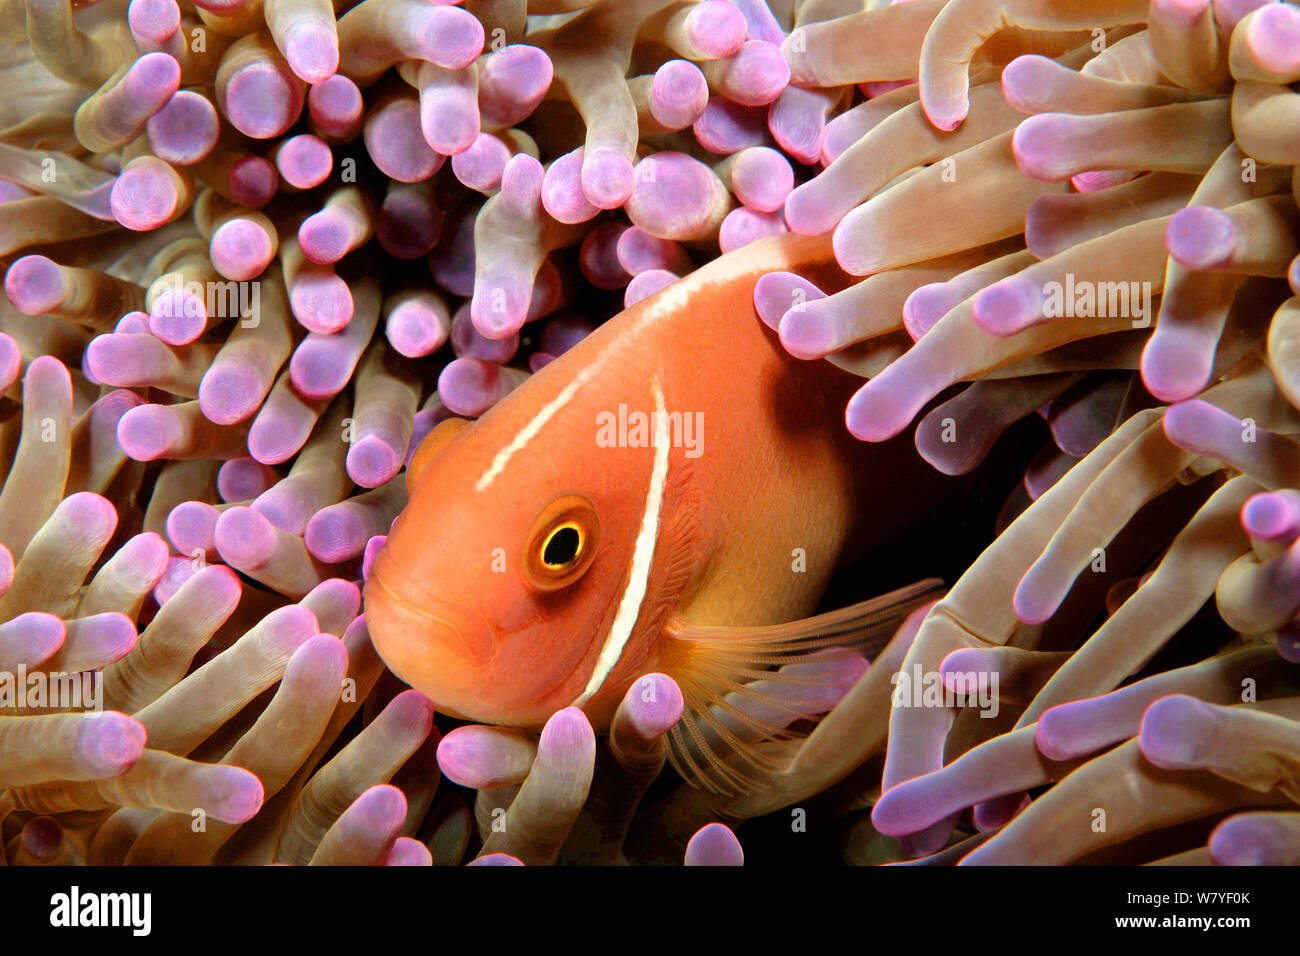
<box><xmin>475</xmin><ymin>362</ymin><xmax>601</xmax><ymax>492</ymax></box>
<box><xmin>573</xmin><ymin>376</ymin><xmax>670</xmax><ymax>706</ymax></box>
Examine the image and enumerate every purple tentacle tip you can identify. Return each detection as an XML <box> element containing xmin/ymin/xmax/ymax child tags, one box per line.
<box><xmin>581</xmin><ymin>147</ymin><xmax>635</xmax><ymax>210</ymax></box>
<box><xmin>651</xmin><ymin>59</ymin><xmax>709</xmax><ymax>130</ymax></box>
<box><xmin>1164</xmin><ymin>206</ymin><xmax>1237</xmax><ymax>271</ymax></box>
<box><xmin>753</xmin><ymin>271</ymin><xmax>825</xmax><ymax>331</ymax></box>
<box><xmin>361</xmin><ymin>535</ymin><xmax>385</xmax><ymax>581</ymax></box>
<box><xmin>972</xmin><ymin>277</ymin><xmax>1045</xmax><ymax>337</ymax></box>
<box><xmin>685</xmin><ymin>0</ymin><xmax>746</xmax><ymax>58</ymax></box>
<box><xmin>622</xmin><ymin>673</ymin><xmax>684</xmax><ymax>739</ymax></box>
<box><xmin>1210</xmin><ymin>813</ymin><xmax>1293</xmax><ymax>866</ymax></box>
<box><xmin>684</xmin><ymin>823</ymin><xmax>744</xmax><ymax>866</ymax></box>
<box><xmin>1137</xmin><ymin>694</ymin><xmax>1216</xmax><ymax>767</ymax></box>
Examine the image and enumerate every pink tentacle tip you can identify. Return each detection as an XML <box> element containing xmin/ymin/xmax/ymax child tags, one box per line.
<box><xmin>347</xmin><ymin>434</ymin><xmax>403</xmax><ymax>489</ymax></box>
<box><xmin>209</xmin><ymin>767</ymin><xmax>265</xmax><ymax>824</ymax></box>
<box><xmin>166</xmin><ymin>501</ymin><xmax>220</xmax><ymax>558</ymax></box>
<box><xmin>651</xmin><ymin>59</ymin><xmax>709</xmax><ymax>130</ymax></box>
<box><xmin>538</xmin><ymin>705</ymin><xmax>596</xmax><ymax>766</ymax></box>
<box><xmin>58</xmin><ymin>491</ymin><xmax>119</xmax><ymax>543</ymax></box>
<box><xmin>361</xmin><ymin>535</ymin><xmax>385</xmax><ymax>581</ymax></box>
<box><xmin>623</xmin><ymin>269</ymin><xmax>679</xmax><ymax>307</ymax></box>
<box><xmin>752</xmin><ymin>271</ymin><xmax>825</xmax><ymax>331</ymax></box>
<box><xmin>283</xmin><ymin>24</ymin><xmax>339</xmax><ymax>85</ymax></box>
<box><xmin>999</xmin><ymin>54</ymin><xmax>1056</xmax><ymax>113</ymax></box>
<box><xmin>1244</xmin><ymin>2</ymin><xmax>1300</xmax><ymax>74</ymax></box>
<box><xmin>1139</xmin><ymin>328</ymin><xmax>1214</xmax><ymax>404</ymax></box>
<box><xmin>111</xmin><ymin>158</ymin><xmax>182</xmax><ymax>231</ymax></box>
<box><xmin>224</xmin><ymin>62</ymin><xmax>304</xmax><ymax>140</ymax></box>
<box><xmin>451</xmin><ymin>132</ymin><xmax>511</xmax><ymax>193</ymax></box>
<box><xmin>348</xmin><ymin>783</ymin><xmax>407</xmax><ymax>835</ymax></box>
<box><xmin>542</xmin><ymin>149</ymin><xmax>599</xmax><ymax>225</ymax></box>
<box><xmin>420</xmin><ymin>5</ymin><xmax>484</xmax><ymax>70</ymax></box>
<box><xmin>1010</xmin><ymin>563</ymin><xmax>1063</xmax><ymax>627</ymax></box>
<box><xmin>128</xmin><ymin>0</ymin><xmax>180</xmax><ymax>43</ymax></box>
<box><xmin>117</xmin><ymin>531</ymin><xmax>171</xmax><ymax>585</ymax></box>
<box><xmin>214</xmin><ymin>506</ymin><xmax>277</xmax><ymax>568</ymax></box>
<box><xmin>1241</xmin><ymin>491</ymin><xmax>1300</xmax><ymax>543</ymax></box>
<box><xmin>468</xmin><ymin>853</ymin><xmax>524</xmax><ymax>866</ymax></box>
<box><xmin>437</xmin><ymin>357</ymin><xmax>509</xmax><ymax>416</ymax></box>
<box><xmin>686</xmin><ymin>0</ymin><xmax>746</xmax><ymax>58</ymax></box>
<box><xmin>581</xmin><ymin>147</ymin><xmax>635</xmax><ymax>210</ymax></box>
<box><xmin>477</xmin><ymin>44</ymin><xmax>552</xmax><ymax>128</ymax></box>
<box><xmin>72</xmin><ymin>612</ymin><xmax>139</xmax><ymax>663</ymax></box>
<box><xmin>1160</xmin><ymin>398</ymin><xmax>1232</xmax><ymax>455</ymax></box>
<box><xmin>623</xmin><ymin>673</ymin><xmax>684</xmax><ymax>738</ymax></box>
<box><xmin>117</xmin><ymin>403</ymin><xmax>184</xmax><ymax>461</ymax></box>
<box><xmin>0</xmin><ymin>542</ymin><xmax>13</xmax><ymax>597</ymax></box>
<box><xmin>228</xmin><ymin>156</ymin><xmax>279</xmax><ymax>208</ymax></box>
<box><xmin>200</xmin><ymin>364</ymin><xmax>264</xmax><ymax>425</ymax></box>
<box><xmin>276</xmin><ymin>134</ymin><xmax>333</xmax><ymax>190</ymax></box>
<box><xmin>218</xmin><ymin>456</ymin><xmax>278</xmax><ymax>502</ymax></box>
<box><xmin>124</xmin><ymin>51</ymin><xmax>181</xmax><ymax>109</ymax></box>
<box><xmin>5</xmin><ymin>255</ymin><xmax>64</xmax><ymax>314</ymax></box>
<box><xmin>149</xmin><ymin>287</ymin><xmax>209</xmax><ymax>345</ymax></box>
<box><xmin>971</xmin><ymin>277</ymin><xmax>1044</xmax><ymax>337</ymax></box>
<box><xmin>211</xmin><ymin>219</ymin><xmax>274</xmax><ymax>280</ymax></box>
<box><xmin>385</xmin><ymin>838</ymin><xmax>433</xmax><ymax>866</ymax></box>
<box><xmin>718</xmin><ymin>41</ymin><xmax>790</xmax><ymax>107</ymax></box>
<box><xmin>844</xmin><ymin>374</ymin><xmax>916</xmax><ymax>444</ymax></box>
<box><xmin>364</xmin><ymin>99</ymin><xmax>445</xmax><ymax>184</ymax></box>
<box><xmin>0</xmin><ymin>333</ymin><xmax>20</xmax><ymax>391</ymax></box>
<box><xmin>1164</xmin><ymin>206</ymin><xmax>1237</xmax><ymax>271</ymax></box>
<box><xmin>798</xmin><ymin>264</ymin><xmax>878</xmax><ymax>319</ymax></box>
<box><xmin>469</xmin><ymin>275</ymin><xmax>530</xmax><ymax>340</ymax></box>
<box><xmin>684</xmin><ymin>823</ymin><xmax>743</xmax><ymax>866</ymax></box>
<box><xmin>0</xmin><ymin>613</ymin><xmax>66</xmax><ymax>667</ymax></box>
<box><xmin>1151</xmin><ymin>0</ymin><xmax>1211</xmax><ymax>20</ymax></box>
<box><xmin>719</xmin><ymin>206</ymin><xmax>786</xmax><ymax>253</ymax></box>
<box><xmin>290</xmin><ymin>271</ymin><xmax>354</xmax><ymax>334</ymax></box>
<box><xmin>1009</xmin><ymin>113</ymin><xmax>1078</xmax><ymax>182</ymax></box>
<box><xmin>77</xmin><ymin>712</ymin><xmax>148</xmax><ymax>778</ymax></box>
<box><xmin>1137</xmin><ymin>694</ymin><xmax>1216</xmax><ymax>768</ymax></box>
<box><xmin>308</xmin><ymin>75</ymin><xmax>363</xmax><ymax>139</ymax></box>
<box><xmin>148</xmin><ymin>91</ymin><xmax>220</xmax><ymax>166</ymax></box>
<box><xmin>1275</xmin><ymin>626</ymin><xmax>1300</xmax><ymax>663</ymax></box>
<box><xmin>420</xmin><ymin>87</ymin><xmax>480</xmax><ymax>157</ymax></box>
<box><xmin>921</xmin><ymin>93</ymin><xmax>967</xmax><ymax>133</ymax></box>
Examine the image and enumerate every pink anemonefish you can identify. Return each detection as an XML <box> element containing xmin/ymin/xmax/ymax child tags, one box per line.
<box><xmin>366</xmin><ymin>233</ymin><xmax>963</xmax><ymax>791</ymax></box>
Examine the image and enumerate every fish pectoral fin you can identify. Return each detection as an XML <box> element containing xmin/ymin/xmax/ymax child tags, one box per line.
<box><xmin>659</xmin><ymin>578</ymin><xmax>945</xmax><ymax>796</ymax></box>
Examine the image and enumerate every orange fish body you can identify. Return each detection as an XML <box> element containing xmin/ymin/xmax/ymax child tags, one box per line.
<box><xmin>365</xmin><ymin>234</ymin><xmax>952</xmax><ymax>738</ymax></box>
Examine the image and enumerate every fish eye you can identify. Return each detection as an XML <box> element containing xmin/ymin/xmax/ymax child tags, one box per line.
<box><xmin>542</xmin><ymin>524</ymin><xmax>582</xmax><ymax>569</ymax></box>
<box><xmin>524</xmin><ymin>494</ymin><xmax>600</xmax><ymax>591</ymax></box>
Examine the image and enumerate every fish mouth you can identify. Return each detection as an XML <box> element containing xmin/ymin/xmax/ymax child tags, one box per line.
<box><xmin>365</xmin><ymin>572</ymin><xmax>498</xmax><ymax>672</ymax></box>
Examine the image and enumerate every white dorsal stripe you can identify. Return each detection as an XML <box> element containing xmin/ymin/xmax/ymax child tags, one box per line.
<box><xmin>475</xmin><ymin>361</ymin><xmax>601</xmax><ymax>492</ymax></box>
<box><xmin>573</xmin><ymin>376</ymin><xmax>670</xmax><ymax>706</ymax></box>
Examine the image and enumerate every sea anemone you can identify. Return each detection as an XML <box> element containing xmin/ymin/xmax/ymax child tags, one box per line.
<box><xmin>2</xmin><ymin>0</ymin><xmax>1298</xmax><ymax>868</ymax></box>
<box><xmin>750</xmin><ymin>0</ymin><xmax>1300</xmax><ymax>863</ymax></box>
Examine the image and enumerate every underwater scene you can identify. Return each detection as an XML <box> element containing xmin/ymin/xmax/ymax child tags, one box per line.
<box><xmin>0</xmin><ymin>0</ymin><xmax>1297</xmax><ymax>887</ymax></box>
